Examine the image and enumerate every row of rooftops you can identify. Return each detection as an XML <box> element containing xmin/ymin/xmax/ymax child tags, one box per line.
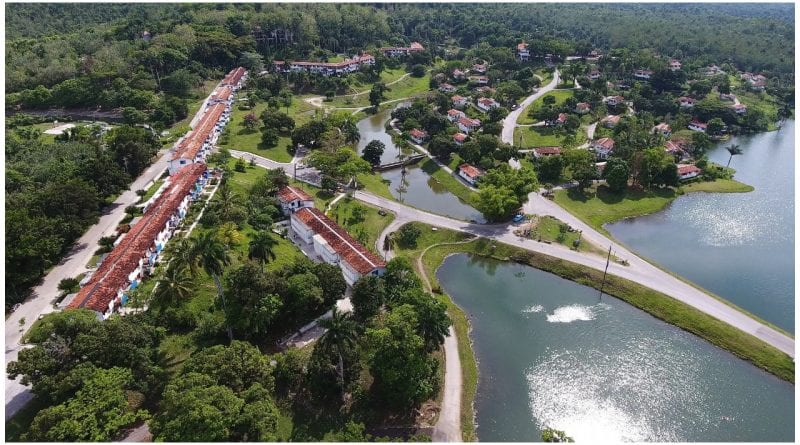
<box><xmin>273</xmin><ymin>54</ymin><xmax>375</xmax><ymax>70</ymax></box>
<box><xmin>381</xmin><ymin>42</ymin><xmax>424</xmax><ymax>54</ymax></box>
<box><xmin>68</xmin><ymin>164</ymin><xmax>206</xmax><ymax>313</ymax></box>
<box><xmin>292</xmin><ymin>206</ymin><xmax>386</xmax><ymax>276</ymax></box>
<box><xmin>68</xmin><ymin>67</ymin><xmax>247</xmax><ymax>316</ymax></box>
<box><xmin>173</xmin><ymin>103</ymin><xmax>227</xmax><ymax>162</ymax></box>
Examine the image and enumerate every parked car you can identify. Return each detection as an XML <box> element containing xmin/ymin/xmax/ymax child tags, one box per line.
<box><xmin>512</xmin><ymin>214</ymin><xmax>525</xmax><ymax>223</ymax></box>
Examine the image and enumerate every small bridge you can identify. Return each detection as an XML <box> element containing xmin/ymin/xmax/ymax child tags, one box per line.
<box><xmin>374</xmin><ymin>154</ymin><xmax>427</xmax><ymax>171</ymax></box>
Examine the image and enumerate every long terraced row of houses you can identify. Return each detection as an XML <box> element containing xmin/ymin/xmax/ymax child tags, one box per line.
<box><xmin>67</xmin><ymin>68</ymin><xmax>247</xmax><ymax>319</ymax></box>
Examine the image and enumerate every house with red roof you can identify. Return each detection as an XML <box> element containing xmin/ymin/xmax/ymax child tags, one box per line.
<box><xmin>688</xmin><ymin>120</ymin><xmax>707</xmax><ymax>132</ymax></box>
<box><xmin>452</xmin><ymin>95</ymin><xmax>468</xmax><ymax>108</ymax></box>
<box><xmin>591</xmin><ymin>137</ymin><xmax>616</xmax><ymax>160</ymax></box>
<box><xmin>452</xmin><ymin>68</ymin><xmax>466</xmax><ymax>80</ymax></box>
<box><xmin>732</xmin><ymin>103</ymin><xmax>747</xmax><ymax>114</ymax></box>
<box><xmin>653</xmin><ymin>123</ymin><xmax>672</xmax><ymax>137</ymax></box>
<box><xmin>472</xmin><ymin>63</ymin><xmax>488</xmax><ymax>74</ymax></box>
<box><xmin>677</xmin><ymin>164</ymin><xmax>702</xmax><ymax>181</ymax></box>
<box><xmin>447</xmin><ymin>109</ymin><xmax>466</xmax><ymax>122</ymax></box>
<box><xmin>458</xmin><ymin>117</ymin><xmax>482</xmax><ymax>133</ymax></box>
<box><xmin>458</xmin><ymin>163</ymin><xmax>485</xmax><ymax>186</ymax></box>
<box><xmin>517</xmin><ymin>42</ymin><xmax>530</xmax><ymax>61</ymax></box>
<box><xmin>277</xmin><ymin>185</ymin><xmax>315</xmax><ymax>215</ymax></box>
<box><xmin>169</xmin><ymin>102</ymin><xmax>229</xmax><ymax>175</ymax></box>
<box><xmin>273</xmin><ymin>54</ymin><xmax>375</xmax><ymax>76</ymax></box>
<box><xmin>453</xmin><ymin>132</ymin><xmax>468</xmax><ymax>146</ymax></box>
<box><xmin>532</xmin><ymin>146</ymin><xmax>562</xmax><ymax>159</ymax></box>
<box><xmin>290</xmin><ymin>207</ymin><xmax>386</xmax><ymax>285</ymax></box>
<box><xmin>669</xmin><ymin>59</ymin><xmax>682</xmax><ymax>71</ymax></box>
<box><xmin>678</xmin><ymin>96</ymin><xmax>696</xmax><ymax>108</ymax></box>
<box><xmin>589</xmin><ymin>69</ymin><xmax>601</xmax><ymax>80</ymax></box>
<box><xmin>604</xmin><ymin>95</ymin><xmax>625</xmax><ymax>107</ymax></box>
<box><xmin>409</xmin><ymin>128</ymin><xmax>429</xmax><ymax>144</ymax></box>
<box><xmin>634</xmin><ymin>69</ymin><xmax>653</xmax><ymax>80</ymax></box>
<box><xmin>68</xmin><ymin>164</ymin><xmax>207</xmax><ymax>318</ymax></box>
<box><xmin>575</xmin><ymin>102</ymin><xmax>591</xmax><ymax>114</ymax></box>
<box><xmin>471</xmin><ymin>75</ymin><xmax>489</xmax><ymax>85</ymax></box>
<box><xmin>438</xmin><ymin>82</ymin><xmax>457</xmax><ymax>93</ymax></box>
<box><xmin>221</xmin><ymin>67</ymin><xmax>247</xmax><ymax>90</ymax></box>
<box><xmin>601</xmin><ymin>114</ymin><xmax>621</xmax><ymax>128</ymax></box>
<box><xmin>381</xmin><ymin>42</ymin><xmax>424</xmax><ymax>57</ymax></box>
<box><xmin>665</xmin><ymin>140</ymin><xmax>689</xmax><ymax>160</ymax></box>
<box><xmin>476</xmin><ymin>97</ymin><xmax>500</xmax><ymax>112</ymax></box>
<box><xmin>555</xmin><ymin>113</ymin><xmax>569</xmax><ymax>125</ymax></box>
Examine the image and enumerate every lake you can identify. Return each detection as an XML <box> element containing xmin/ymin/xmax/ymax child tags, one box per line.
<box><xmin>606</xmin><ymin>120</ymin><xmax>795</xmax><ymax>332</ymax></box>
<box><xmin>357</xmin><ymin>108</ymin><xmax>484</xmax><ymax>222</ymax></box>
<box><xmin>437</xmin><ymin>253</ymin><xmax>794</xmax><ymax>442</ymax></box>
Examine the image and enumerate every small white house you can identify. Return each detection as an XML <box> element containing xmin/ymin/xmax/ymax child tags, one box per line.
<box><xmin>575</xmin><ymin>102</ymin><xmax>591</xmax><ymax>114</ymax></box>
<box><xmin>458</xmin><ymin>117</ymin><xmax>482</xmax><ymax>133</ymax></box>
<box><xmin>476</xmin><ymin>97</ymin><xmax>500</xmax><ymax>112</ymax></box>
<box><xmin>458</xmin><ymin>163</ymin><xmax>484</xmax><ymax>186</ymax></box>
<box><xmin>634</xmin><ymin>69</ymin><xmax>653</xmax><ymax>79</ymax></box>
<box><xmin>438</xmin><ymin>83</ymin><xmax>457</xmax><ymax>93</ymax></box>
<box><xmin>688</xmin><ymin>120</ymin><xmax>707</xmax><ymax>133</ymax></box>
<box><xmin>591</xmin><ymin>137</ymin><xmax>615</xmax><ymax>160</ymax></box>
<box><xmin>452</xmin><ymin>95</ymin><xmax>469</xmax><ymax>108</ymax></box>
<box><xmin>653</xmin><ymin>123</ymin><xmax>672</xmax><ymax>137</ymax></box>
<box><xmin>604</xmin><ymin>95</ymin><xmax>625</xmax><ymax>107</ymax></box>
<box><xmin>277</xmin><ymin>186</ymin><xmax>315</xmax><ymax>215</ymax></box>
<box><xmin>678</xmin><ymin>97</ymin><xmax>696</xmax><ymax>108</ymax></box>
<box><xmin>453</xmin><ymin>133</ymin><xmax>467</xmax><ymax>146</ymax></box>
<box><xmin>447</xmin><ymin>109</ymin><xmax>466</xmax><ymax>122</ymax></box>
<box><xmin>409</xmin><ymin>128</ymin><xmax>429</xmax><ymax>144</ymax></box>
<box><xmin>677</xmin><ymin>164</ymin><xmax>702</xmax><ymax>181</ymax></box>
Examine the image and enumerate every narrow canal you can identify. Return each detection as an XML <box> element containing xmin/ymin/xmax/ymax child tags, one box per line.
<box><xmin>437</xmin><ymin>253</ymin><xmax>794</xmax><ymax>442</ymax></box>
<box><xmin>606</xmin><ymin>120</ymin><xmax>795</xmax><ymax>332</ymax></box>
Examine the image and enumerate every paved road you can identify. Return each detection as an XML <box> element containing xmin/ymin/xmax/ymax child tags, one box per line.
<box><xmin>4</xmin><ymin>82</ymin><xmax>225</xmax><ymax>421</ymax></box>
<box><xmin>501</xmin><ymin>69</ymin><xmax>560</xmax><ymax>145</ymax></box>
<box><xmin>354</xmin><ymin>190</ymin><xmax>795</xmax><ymax>358</ymax></box>
<box><xmin>232</xmin><ymin>150</ymin><xmax>795</xmax><ymax>358</ymax></box>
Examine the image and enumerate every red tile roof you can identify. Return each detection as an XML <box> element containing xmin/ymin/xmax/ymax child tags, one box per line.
<box><xmin>458</xmin><ymin>163</ymin><xmax>484</xmax><ymax>179</ymax></box>
<box><xmin>212</xmin><ymin>86</ymin><xmax>232</xmax><ymax>102</ymax></box>
<box><xmin>409</xmin><ymin>128</ymin><xmax>428</xmax><ymax>139</ymax></box>
<box><xmin>453</xmin><ymin>133</ymin><xmax>467</xmax><ymax>142</ymax></box>
<box><xmin>459</xmin><ymin>117</ymin><xmax>481</xmax><ymax>127</ymax></box>
<box><xmin>277</xmin><ymin>185</ymin><xmax>313</xmax><ymax>204</ymax></box>
<box><xmin>593</xmin><ymin>137</ymin><xmax>615</xmax><ymax>150</ymax></box>
<box><xmin>517</xmin><ymin>42</ymin><xmax>528</xmax><ymax>51</ymax></box>
<box><xmin>678</xmin><ymin>164</ymin><xmax>701</xmax><ymax>175</ymax></box>
<box><xmin>222</xmin><ymin>67</ymin><xmax>246</xmax><ymax>86</ymax></box>
<box><xmin>689</xmin><ymin>120</ymin><xmax>707</xmax><ymax>129</ymax></box>
<box><xmin>576</xmin><ymin>102</ymin><xmax>590</xmax><ymax>111</ymax></box>
<box><xmin>173</xmin><ymin>103</ymin><xmax>227</xmax><ymax>161</ymax></box>
<box><xmin>535</xmin><ymin>146</ymin><xmax>561</xmax><ymax>155</ymax></box>
<box><xmin>293</xmin><ymin>207</ymin><xmax>385</xmax><ymax>274</ymax></box>
<box><xmin>447</xmin><ymin>109</ymin><xmax>465</xmax><ymax>117</ymax></box>
<box><xmin>452</xmin><ymin>95</ymin><xmax>466</xmax><ymax>102</ymax></box>
<box><xmin>69</xmin><ymin>164</ymin><xmax>205</xmax><ymax>313</ymax></box>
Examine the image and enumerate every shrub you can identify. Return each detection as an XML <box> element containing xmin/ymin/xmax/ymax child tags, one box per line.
<box><xmin>396</xmin><ymin>224</ymin><xmax>422</xmax><ymax>248</ymax></box>
<box><xmin>57</xmin><ymin>278</ymin><xmax>80</xmax><ymax>294</ymax></box>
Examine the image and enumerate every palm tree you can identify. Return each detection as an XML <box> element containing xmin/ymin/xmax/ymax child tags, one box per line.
<box><xmin>318</xmin><ymin>307</ymin><xmax>359</xmax><ymax>402</ymax></box>
<box><xmin>153</xmin><ymin>264</ymin><xmax>194</xmax><ymax>309</ymax></box>
<box><xmin>248</xmin><ymin>230</ymin><xmax>278</xmax><ymax>268</ymax></box>
<box><xmin>725</xmin><ymin>144</ymin><xmax>743</xmax><ymax>168</ymax></box>
<box><xmin>191</xmin><ymin>231</ymin><xmax>233</xmax><ymax>341</ymax></box>
<box><xmin>340</xmin><ymin>118</ymin><xmax>360</xmax><ymax>145</ymax></box>
<box><xmin>214</xmin><ymin>185</ymin><xmax>241</xmax><ymax>221</ymax></box>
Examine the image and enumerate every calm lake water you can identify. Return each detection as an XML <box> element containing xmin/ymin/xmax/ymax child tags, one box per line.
<box><xmin>437</xmin><ymin>254</ymin><xmax>794</xmax><ymax>442</ymax></box>
<box><xmin>606</xmin><ymin>120</ymin><xmax>795</xmax><ymax>332</ymax></box>
<box><xmin>356</xmin><ymin>108</ymin><xmax>484</xmax><ymax>222</ymax></box>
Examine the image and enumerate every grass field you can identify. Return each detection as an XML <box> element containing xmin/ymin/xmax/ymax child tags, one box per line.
<box><xmin>517</xmin><ymin>89</ymin><xmax>574</xmax><ymax>125</ymax></box>
<box><xmin>553</xmin><ymin>185</ymin><xmax>677</xmax><ymax>235</ymax></box>
<box><xmin>326</xmin><ymin>72</ymin><xmax>430</xmax><ymax>109</ymax></box>
<box><xmin>420</xmin><ymin>158</ymin><xmax>478</xmax><ymax>205</ymax></box>
<box><xmin>219</xmin><ymin>99</ymin><xmax>319</xmax><ymax>163</ymax></box>
<box><xmin>680</xmin><ymin>178</ymin><xmax>754</xmax><ymax>193</ymax></box>
<box><xmin>328</xmin><ymin>196</ymin><xmax>394</xmax><ymax>252</ymax></box>
<box><xmin>514</xmin><ymin>125</ymin><xmax>585</xmax><ymax>148</ymax></box>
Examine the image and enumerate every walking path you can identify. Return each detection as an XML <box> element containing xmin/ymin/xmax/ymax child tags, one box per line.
<box><xmin>303</xmin><ymin>72</ymin><xmax>414</xmax><ymax>111</ymax></box>
<box><xmin>501</xmin><ymin>69</ymin><xmax>561</xmax><ymax>145</ymax></box>
<box><xmin>230</xmin><ymin>150</ymin><xmax>795</xmax><ymax>358</ymax></box>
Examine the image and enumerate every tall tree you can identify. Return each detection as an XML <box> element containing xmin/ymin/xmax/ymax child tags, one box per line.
<box><xmin>152</xmin><ymin>263</ymin><xmax>194</xmax><ymax>309</ymax></box>
<box><xmin>317</xmin><ymin>307</ymin><xmax>359</xmax><ymax>401</ymax></box>
<box><xmin>190</xmin><ymin>231</ymin><xmax>233</xmax><ymax>341</ymax></box>
<box><xmin>361</xmin><ymin>140</ymin><xmax>385</xmax><ymax>166</ymax></box>
<box><xmin>248</xmin><ymin>230</ymin><xmax>278</xmax><ymax>268</ymax></box>
<box><xmin>725</xmin><ymin>143</ymin><xmax>743</xmax><ymax>168</ymax></box>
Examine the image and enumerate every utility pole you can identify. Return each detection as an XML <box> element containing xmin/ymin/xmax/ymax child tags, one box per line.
<box><xmin>599</xmin><ymin>244</ymin><xmax>612</xmax><ymax>300</ymax></box>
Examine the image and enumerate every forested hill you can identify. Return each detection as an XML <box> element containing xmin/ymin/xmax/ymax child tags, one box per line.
<box><xmin>5</xmin><ymin>3</ymin><xmax>794</xmax><ymax>77</ymax></box>
<box><xmin>389</xmin><ymin>3</ymin><xmax>794</xmax><ymax>75</ymax></box>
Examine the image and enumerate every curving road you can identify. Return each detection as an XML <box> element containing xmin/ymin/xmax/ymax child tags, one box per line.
<box><xmin>232</xmin><ymin>150</ymin><xmax>795</xmax><ymax>359</ymax></box>
<box><xmin>501</xmin><ymin>69</ymin><xmax>561</xmax><ymax>145</ymax></box>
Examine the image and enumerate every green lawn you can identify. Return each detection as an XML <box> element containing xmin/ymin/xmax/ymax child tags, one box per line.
<box><xmin>328</xmin><ymin>196</ymin><xmax>395</xmax><ymax>252</ymax></box>
<box><xmin>517</xmin><ymin>89</ymin><xmax>574</xmax><ymax>125</ymax></box>
<box><xmin>420</xmin><ymin>158</ymin><xmax>478</xmax><ymax>205</ymax></box>
<box><xmin>514</xmin><ymin>125</ymin><xmax>585</xmax><ymax>148</ymax></box>
<box><xmin>553</xmin><ymin>185</ymin><xmax>678</xmax><ymax>236</ymax></box>
<box><xmin>680</xmin><ymin>178</ymin><xmax>754</xmax><ymax>193</ymax></box>
<box><xmin>326</xmin><ymin>72</ymin><xmax>431</xmax><ymax>109</ymax></box>
<box><xmin>219</xmin><ymin>103</ymin><xmax>294</xmax><ymax>162</ymax></box>
<box><xmin>535</xmin><ymin>68</ymin><xmax>553</xmax><ymax>85</ymax></box>
<box><xmin>141</xmin><ymin>178</ymin><xmax>165</xmax><ymax>202</ymax></box>
<box><xmin>356</xmin><ymin>172</ymin><xmax>394</xmax><ymax>200</ymax></box>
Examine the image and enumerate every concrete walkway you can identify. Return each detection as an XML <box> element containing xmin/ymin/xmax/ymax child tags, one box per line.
<box><xmin>501</xmin><ymin>69</ymin><xmax>561</xmax><ymax>145</ymax></box>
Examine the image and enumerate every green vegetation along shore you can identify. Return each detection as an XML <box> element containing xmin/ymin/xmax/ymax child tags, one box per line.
<box><xmin>553</xmin><ymin>179</ymin><xmax>754</xmax><ymax>236</ymax></box>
